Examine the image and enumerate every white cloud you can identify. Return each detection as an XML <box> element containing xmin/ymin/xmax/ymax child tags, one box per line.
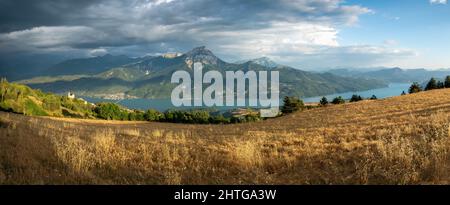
<box><xmin>430</xmin><ymin>0</ymin><xmax>447</xmax><ymax>4</ymax></box>
<box><xmin>207</xmin><ymin>22</ymin><xmax>339</xmax><ymax>58</ymax></box>
<box><xmin>0</xmin><ymin>1</ymin><xmax>371</xmax><ymax>56</ymax></box>
<box><xmin>89</xmin><ymin>48</ymin><xmax>108</xmax><ymax>57</ymax></box>
<box><xmin>0</xmin><ymin>0</ymin><xmax>416</xmax><ymax>69</ymax></box>
<box><xmin>272</xmin><ymin>45</ymin><xmax>417</xmax><ymax>69</ymax></box>
<box><xmin>383</xmin><ymin>40</ymin><xmax>398</xmax><ymax>46</ymax></box>
<box><xmin>0</xmin><ymin>26</ymin><xmax>110</xmax><ymax>53</ymax></box>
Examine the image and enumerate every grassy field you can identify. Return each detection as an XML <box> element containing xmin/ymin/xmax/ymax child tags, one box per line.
<box><xmin>0</xmin><ymin>89</ymin><xmax>449</xmax><ymax>184</ymax></box>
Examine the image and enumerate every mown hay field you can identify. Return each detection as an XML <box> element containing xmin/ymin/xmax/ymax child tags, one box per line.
<box><xmin>0</xmin><ymin>89</ymin><xmax>449</xmax><ymax>184</ymax></box>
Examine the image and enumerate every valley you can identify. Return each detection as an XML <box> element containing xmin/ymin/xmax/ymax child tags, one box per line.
<box><xmin>0</xmin><ymin>88</ymin><xmax>449</xmax><ymax>184</ymax></box>
<box><xmin>14</xmin><ymin>47</ymin><xmax>387</xmax><ymax>100</ymax></box>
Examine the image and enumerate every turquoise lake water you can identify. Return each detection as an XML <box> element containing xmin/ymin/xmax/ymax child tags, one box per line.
<box><xmin>302</xmin><ymin>83</ymin><xmax>410</xmax><ymax>103</ymax></box>
<box><xmin>83</xmin><ymin>83</ymin><xmax>411</xmax><ymax>111</ymax></box>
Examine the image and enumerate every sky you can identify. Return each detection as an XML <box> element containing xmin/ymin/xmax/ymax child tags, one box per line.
<box><xmin>0</xmin><ymin>0</ymin><xmax>449</xmax><ymax>70</ymax></box>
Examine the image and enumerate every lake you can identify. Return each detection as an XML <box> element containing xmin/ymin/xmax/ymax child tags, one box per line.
<box><xmin>83</xmin><ymin>83</ymin><xmax>411</xmax><ymax>111</ymax></box>
<box><xmin>302</xmin><ymin>83</ymin><xmax>410</xmax><ymax>103</ymax></box>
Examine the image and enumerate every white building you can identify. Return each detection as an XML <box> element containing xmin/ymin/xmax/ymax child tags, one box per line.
<box><xmin>67</xmin><ymin>91</ymin><xmax>75</xmax><ymax>99</ymax></box>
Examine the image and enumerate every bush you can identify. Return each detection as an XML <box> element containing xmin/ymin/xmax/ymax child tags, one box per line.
<box><xmin>281</xmin><ymin>96</ymin><xmax>304</xmax><ymax>114</ymax></box>
<box><xmin>445</xmin><ymin>76</ymin><xmax>450</xmax><ymax>88</ymax></box>
<box><xmin>370</xmin><ymin>95</ymin><xmax>377</xmax><ymax>100</ymax></box>
<box><xmin>408</xmin><ymin>82</ymin><xmax>422</xmax><ymax>94</ymax></box>
<box><xmin>144</xmin><ymin>109</ymin><xmax>163</xmax><ymax>121</ymax></box>
<box><xmin>229</xmin><ymin>114</ymin><xmax>261</xmax><ymax>123</ymax></box>
<box><xmin>128</xmin><ymin>110</ymin><xmax>145</xmax><ymax>121</ymax></box>
<box><xmin>425</xmin><ymin>78</ymin><xmax>438</xmax><ymax>91</ymax></box>
<box><xmin>24</xmin><ymin>99</ymin><xmax>48</xmax><ymax>116</ymax></box>
<box><xmin>350</xmin><ymin>94</ymin><xmax>363</xmax><ymax>102</ymax></box>
<box><xmin>244</xmin><ymin>113</ymin><xmax>261</xmax><ymax>122</ymax></box>
<box><xmin>331</xmin><ymin>96</ymin><xmax>345</xmax><ymax>104</ymax></box>
<box><xmin>94</xmin><ymin>103</ymin><xmax>128</xmax><ymax>120</ymax></box>
<box><xmin>319</xmin><ymin>97</ymin><xmax>329</xmax><ymax>106</ymax></box>
<box><xmin>210</xmin><ymin>114</ymin><xmax>231</xmax><ymax>124</ymax></box>
<box><xmin>60</xmin><ymin>97</ymin><xmax>76</xmax><ymax>111</ymax></box>
<box><xmin>42</xmin><ymin>96</ymin><xmax>61</xmax><ymax>111</ymax></box>
<box><xmin>437</xmin><ymin>81</ymin><xmax>445</xmax><ymax>89</ymax></box>
<box><xmin>163</xmin><ymin>110</ymin><xmax>211</xmax><ymax>124</ymax></box>
<box><xmin>191</xmin><ymin>110</ymin><xmax>210</xmax><ymax>124</ymax></box>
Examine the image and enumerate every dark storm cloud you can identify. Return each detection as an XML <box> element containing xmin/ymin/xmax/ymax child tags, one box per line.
<box><xmin>0</xmin><ymin>0</ymin><xmax>414</xmax><ymax>68</ymax></box>
<box><xmin>0</xmin><ymin>0</ymin><xmax>103</xmax><ymax>32</ymax></box>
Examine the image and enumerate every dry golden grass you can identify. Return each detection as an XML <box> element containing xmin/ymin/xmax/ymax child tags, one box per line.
<box><xmin>0</xmin><ymin>89</ymin><xmax>449</xmax><ymax>184</ymax></box>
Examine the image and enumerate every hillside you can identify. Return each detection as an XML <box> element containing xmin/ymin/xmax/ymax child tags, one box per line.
<box><xmin>0</xmin><ymin>88</ymin><xmax>449</xmax><ymax>184</ymax></box>
<box><xmin>0</xmin><ymin>79</ymin><xmax>96</xmax><ymax>118</ymax></box>
<box><xmin>234</xmin><ymin>57</ymin><xmax>280</xmax><ymax>68</ymax></box>
<box><xmin>18</xmin><ymin>47</ymin><xmax>386</xmax><ymax>99</ymax></box>
<box><xmin>44</xmin><ymin>54</ymin><xmax>143</xmax><ymax>76</ymax></box>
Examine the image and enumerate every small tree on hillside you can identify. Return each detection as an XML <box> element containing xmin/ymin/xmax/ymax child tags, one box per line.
<box><xmin>408</xmin><ymin>82</ymin><xmax>422</xmax><ymax>94</ymax></box>
<box><xmin>370</xmin><ymin>95</ymin><xmax>377</xmax><ymax>100</ymax></box>
<box><xmin>281</xmin><ymin>96</ymin><xmax>304</xmax><ymax>114</ymax></box>
<box><xmin>350</xmin><ymin>94</ymin><xmax>363</xmax><ymax>102</ymax></box>
<box><xmin>331</xmin><ymin>96</ymin><xmax>345</xmax><ymax>104</ymax></box>
<box><xmin>445</xmin><ymin>76</ymin><xmax>450</xmax><ymax>88</ymax></box>
<box><xmin>94</xmin><ymin>103</ymin><xmax>128</xmax><ymax>120</ymax></box>
<box><xmin>401</xmin><ymin>91</ymin><xmax>406</xmax><ymax>95</ymax></box>
<box><xmin>319</xmin><ymin>96</ymin><xmax>329</xmax><ymax>106</ymax></box>
<box><xmin>437</xmin><ymin>81</ymin><xmax>445</xmax><ymax>89</ymax></box>
<box><xmin>144</xmin><ymin>109</ymin><xmax>163</xmax><ymax>121</ymax></box>
<box><xmin>425</xmin><ymin>78</ymin><xmax>438</xmax><ymax>91</ymax></box>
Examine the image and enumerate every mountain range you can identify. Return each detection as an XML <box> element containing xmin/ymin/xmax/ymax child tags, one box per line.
<box><xmin>45</xmin><ymin>54</ymin><xmax>143</xmax><ymax>76</ymax></box>
<box><xmin>10</xmin><ymin>46</ymin><xmax>388</xmax><ymax>99</ymax></box>
<box><xmin>234</xmin><ymin>57</ymin><xmax>280</xmax><ymax>69</ymax></box>
<box><xmin>327</xmin><ymin>67</ymin><xmax>450</xmax><ymax>83</ymax></box>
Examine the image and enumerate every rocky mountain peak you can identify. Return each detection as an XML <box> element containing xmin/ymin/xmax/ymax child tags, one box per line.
<box><xmin>184</xmin><ymin>46</ymin><xmax>221</xmax><ymax>67</ymax></box>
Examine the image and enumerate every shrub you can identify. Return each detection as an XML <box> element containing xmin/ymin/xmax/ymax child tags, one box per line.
<box><xmin>331</xmin><ymin>96</ymin><xmax>345</xmax><ymax>104</ymax></box>
<box><xmin>24</xmin><ymin>99</ymin><xmax>48</xmax><ymax>116</ymax></box>
<box><xmin>128</xmin><ymin>110</ymin><xmax>145</xmax><ymax>121</ymax></box>
<box><xmin>281</xmin><ymin>96</ymin><xmax>304</xmax><ymax>114</ymax></box>
<box><xmin>408</xmin><ymin>82</ymin><xmax>422</xmax><ymax>94</ymax></box>
<box><xmin>370</xmin><ymin>95</ymin><xmax>377</xmax><ymax>100</ymax></box>
<box><xmin>350</xmin><ymin>94</ymin><xmax>363</xmax><ymax>102</ymax></box>
<box><xmin>425</xmin><ymin>78</ymin><xmax>438</xmax><ymax>91</ymax></box>
<box><xmin>437</xmin><ymin>81</ymin><xmax>445</xmax><ymax>89</ymax></box>
<box><xmin>210</xmin><ymin>114</ymin><xmax>231</xmax><ymax>124</ymax></box>
<box><xmin>60</xmin><ymin>97</ymin><xmax>76</xmax><ymax>111</ymax></box>
<box><xmin>244</xmin><ymin>113</ymin><xmax>261</xmax><ymax>122</ymax></box>
<box><xmin>144</xmin><ymin>109</ymin><xmax>163</xmax><ymax>121</ymax></box>
<box><xmin>94</xmin><ymin>103</ymin><xmax>128</xmax><ymax>120</ymax></box>
<box><xmin>190</xmin><ymin>110</ymin><xmax>210</xmax><ymax>124</ymax></box>
<box><xmin>319</xmin><ymin>97</ymin><xmax>329</xmax><ymax>106</ymax></box>
<box><xmin>42</xmin><ymin>96</ymin><xmax>61</xmax><ymax>111</ymax></box>
<box><xmin>445</xmin><ymin>76</ymin><xmax>450</xmax><ymax>88</ymax></box>
<box><xmin>163</xmin><ymin>110</ymin><xmax>211</xmax><ymax>124</ymax></box>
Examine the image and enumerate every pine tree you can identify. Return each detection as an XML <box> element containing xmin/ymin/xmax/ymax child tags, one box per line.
<box><xmin>281</xmin><ymin>96</ymin><xmax>304</xmax><ymax>114</ymax></box>
<box><xmin>331</xmin><ymin>96</ymin><xmax>345</xmax><ymax>104</ymax></box>
<box><xmin>445</xmin><ymin>76</ymin><xmax>450</xmax><ymax>88</ymax></box>
<box><xmin>350</xmin><ymin>94</ymin><xmax>363</xmax><ymax>102</ymax></box>
<box><xmin>319</xmin><ymin>96</ymin><xmax>329</xmax><ymax>106</ymax></box>
<box><xmin>425</xmin><ymin>78</ymin><xmax>438</xmax><ymax>91</ymax></box>
<box><xmin>408</xmin><ymin>82</ymin><xmax>422</xmax><ymax>94</ymax></box>
<box><xmin>437</xmin><ymin>81</ymin><xmax>445</xmax><ymax>89</ymax></box>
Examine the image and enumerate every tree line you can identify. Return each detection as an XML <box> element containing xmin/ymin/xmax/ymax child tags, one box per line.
<box><xmin>93</xmin><ymin>102</ymin><xmax>262</xmax><ymax>124</ymax></box>
<box><xmin>408</xmin><ymin>76</ymin><xmax>450</xmax><ymax>94</ymax></box>
<box><xmin>280</xmin><ymin>93</ymin><xmax>377</xmax><ymax>115</ymax></box>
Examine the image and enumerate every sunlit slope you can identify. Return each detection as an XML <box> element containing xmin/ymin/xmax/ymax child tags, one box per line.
<box><xmin>0</xmin><ymin>89</ymin><xmax>449</xmax><ymax>184</ymax></box>
<box><xmin>265</xmin><ymin>88</ymin><xmax>450</xmax><ymax>132</ymax></box>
